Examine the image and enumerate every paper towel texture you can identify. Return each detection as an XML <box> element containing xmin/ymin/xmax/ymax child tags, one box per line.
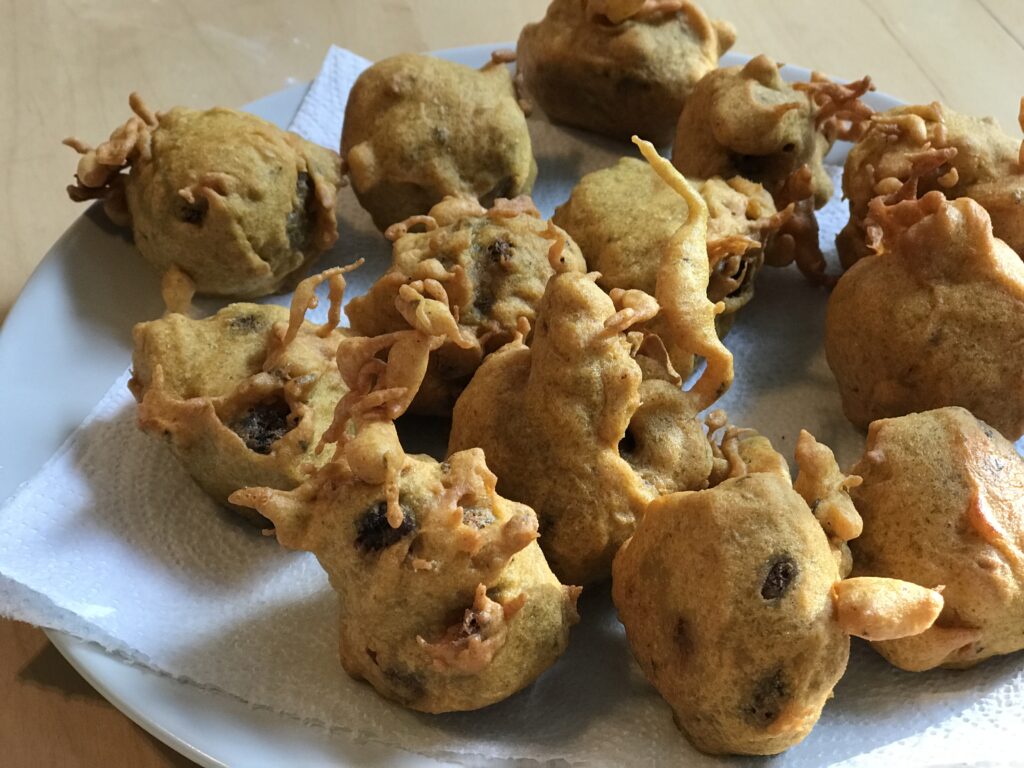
<box><xmin>1</xmin><ymin>46</ymin><xmax>1023</xmax><ymax>767</ymax></box>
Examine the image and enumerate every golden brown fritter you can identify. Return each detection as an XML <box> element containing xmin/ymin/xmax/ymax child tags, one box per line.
<box><xmin>231</xmin><ymin>296</ymin><xmax>579</xmax><ymax>713</ymax></box>
<box><xmin>341</xmin><ymin>54</ymin><xmax>536</xmax><ymax>231</ymax></box>
<box><xmin>850</xmin><ymin>407</ymin><xmax>1024</xmax><ymax>671</ymax></box>
<box><xmin>552</xmin><ymin>156</ymin><xmax>783</xmax><ymax>336</ymax></box>
<box><xmin>825</xmin><ymin>192</ymin><xmax>1024</xmax><ymax>440</ymax></box>
<box><xmin>346</xmin><ymin>196</ymin><xmax>586</xmax><ymax>415</ymax></box>
<box><xmin>516</xmin><ymin>0</ymin><xmax>736</xmax><ymax>144</ymax></box>
<box><xmin>672</xmin><ymin>55</ymin><xmax>873</xmax><ymax>284</ymax></box>
<box><xmin>128</xmin><ymin>267</ymin><xmax>358</xmax><ymax>524</ymax></box>
<box><xmin>837</xmin><ymin>101</ymin><xmax>1024</xmax><ymax>268</ymax></box>
<box><xmin>449</xmin><ymin>264</ymin><xmax>723</xmax><ymax>586</ymax></box>
<box><xmin>613</xmin><ymin>428</ymin><xmax>942</xmax><ymax>756</ymax></box>
<box><xmin>65</xmin><ymin>94</ymin><xmax>342</xmax><ymax>299</ymax></box>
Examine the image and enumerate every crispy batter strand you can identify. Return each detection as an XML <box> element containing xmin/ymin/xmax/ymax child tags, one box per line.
<box><xmin>633</xmin><ymin>136</ymin><xmax>733</xmax><ymax>411</ymax></box>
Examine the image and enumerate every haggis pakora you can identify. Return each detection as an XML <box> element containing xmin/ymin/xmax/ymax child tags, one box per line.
<box><xmin>66</xmin><ymin>94</ymin><xmax>343</xmax><ymax>298</ymax></box>
<box><xmin>851</xmin><ymin>407</ymin><xmax>1024</xmax><ymax>671</ymax></box>
<box><xmin>837</xmin><ymin>100</ymin><xmax>1024</xmax><ymax>268</ymax></box>
<box><xmin>553</xmin><ymin>155</ymin><xmax>783</xmax><ymax>335</ymax></box>
<box><xmin>449</xmin><ymin>256</ymin><xmax>725</xmax><ymax>585</ymax></box>
<box><xmin>826</xmin><ymin>192</ymin><xmax>1024</xmax><ymax>440</ymax></box>
<box><xmin>342</xmin><ymin>53</ymin><xmax>536</xmax><ymax>231</ymax></box>
<box><xmin>672</xmin><ymin>55</ymin><xmax>874</xmax><ymax>284</ymax></box>
<box><xmin>613</xmin><ymin>427</ymin><xmax>942</xmax><ymax>755</ymax></box>
<box><xmin>129</xmin><ymin>266</ymin><xmax>358</xmax><ymax>524</ymax></box>
<box><xmin>231</xmin><ymin>295</ymin><xmax>580</xmax><ymax>712</ymax></box>
<box><xmin>516</xmin><ymin>0</ymin><xmax>736</xmax><ymax>144</ymax></box>
<box><xmin>346</xmin><ymin>195</ymin><xmax>586</xmax><ymax>414</ymax></box>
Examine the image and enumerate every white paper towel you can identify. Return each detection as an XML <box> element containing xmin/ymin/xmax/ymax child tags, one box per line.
<box><xmin>1</xmin><ymin>46</ymin><xmax>1023</xmax><ymax>768</ymax></box>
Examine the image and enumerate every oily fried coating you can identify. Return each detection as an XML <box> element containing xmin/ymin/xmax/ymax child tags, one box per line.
<box><xmin>838</xmin><ymin>100</ymin><xmax>1024</xmax><ymax>268</ymax></box>
<box><xmin>516</xmin><ymin>0</ymin><xmax>736</xmax><ymax>144</ymax></box>
<box><xmin>346</xmin><ymin>196</ymin><xmax>586</xmax><ymax>415</ymax></box>
<box><xmin>825</xmin><ymin>193</ymin><xmax>1024</xmax><ymax>440</ymax></box>
<box><xmin>231</xmin><ymin>307</ymin><xmax>579</xmax><ymax>713</ymax></box>
<box><xmin>632</xmin><ymin>139</ymin><xmax>733</xmax><ymax>398</ymax></box>
<box><xmin>850</xmin><ymin>407</ymin><xmax>1024</xmax><ymax>671</ymax></box>
<box><xmin>449</xmin><ymin>268</ymin><xmax>714</xmax><ymax>586</ymax></box>
<box><xmin>128</xmin><ymin>266</ymin><xmax>358</xmax><ymax>525</ymax></box>
<box><xmin>612</xmin><ymin>428</ymin><xmax>942</xmax><ymax>756</ymax></box>
<box><xmin>672</xmin><ymin>56</ymin><xmax>873</xmax><ymax>284</ymax></box>
<box><xmin>341</xmin><ymin>54</ymin><xmax>536</xmax><ymax>231</ymax></box>
<box><xmin>553</xmin><ymin>156</ymin><xmax>782</xmax><ymax>337</ymax></box>
<box><xmin>65</xmin><ymin>94</ymin><xmax>342</xmax><ymax>298</ymax></box>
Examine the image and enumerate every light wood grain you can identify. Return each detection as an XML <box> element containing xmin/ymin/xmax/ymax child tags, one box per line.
<box><xmin>1</xmin><ymin>1</ymin><xmax>1022</xmax><ymax>765</ymax></box>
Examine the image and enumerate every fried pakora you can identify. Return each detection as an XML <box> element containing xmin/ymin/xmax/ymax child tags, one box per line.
<box><xmin>516</xmin><ymin>0</ymin><xmax>736</xmax><ymax>144</ymax></box>
<box><xmin>346</xmin><ymin>195</ymin><xmax>586</xmax><ymax>415</ymax></box>
<box><xmin>850</xmin><ymin>407</ymin><xmax>1024</xmax><ymax>671</ymax></box>
<box><xmin>449</xmin><ymin>251</ymin><xmax>727</xmax><ymax>585</ymax></box>
<box><xmin>231</xmin><ymin>289</ymin><xmax>580</xmax><ymax>713</ymax></box>
<box><xmin>672</xmin><ymin>55</ymin><xmax>873</xmax><ymax>284</ymax></box>
<box><xmin>552</xmin><ymin>155</ymin><xmax>783</xmax><ymax>336</ymax></box>
<box><xmin>341</xmin><ymin>53</ymin><xmax>536</xmax><ymax>231</ymax></box>
<box><xmin>837</xmin><ymin>100</ymin><xmax>1024</xmax><ymax>268</ymax></box>
<box><xmin>825</xmin><ymin>192</ymin><xmax>1024</xmax><ymax>440</ymax></box>
<box><xmin>66</xmin><ymin>94</ymin><xmax>342</xmax><ymax>298</ymax></box>
<box><xmin>129</xmin><ymin>266</ymin><xmax>358</xmax><ymax>525</ymax></box>
<box><xmin>613</xmin><ymin>427</ymin><xmax>942</xmax><ymax>755</ymax></box>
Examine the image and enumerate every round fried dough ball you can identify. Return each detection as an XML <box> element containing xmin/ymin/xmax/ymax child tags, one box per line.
<box><xmin>342</xmin><ymin>54</ymin><xmax>536</xmax><ymax>231</ymax></box>
<box><xmin>615</xmin><ymin>473</ymin><xmax>849</xmax><ymax>755</ymax></box>
<box><xmin>553</xmin><ymin>157</ymin><xmax>779</xmax><ymax>334</ymax></box>
<box><xmin>516</xmin><ymin>0</ymin><xmax>736</xmax><ymax>144</ymax></box>
<box><xmin>346</xmin><ymin>196</ymin><xmax>585</xmax><ymax>415</ymax></box>
<box><xmin>128</xmin><ymin>274</ymin><xmax>352</xmax><ymax>525</ymax></box>
<box><xmin>66</xmin><ymin>96</ymin><xmax>342</xmax><ymax>298</ymax></box>
<box><xmin>838</xmin><ymin>102</ymin><xmax>1024</xmax><ymax>268</ymax></box>
<box><xmin>672</xmin><ymin>54</ymin><xmax>859</xmax><ymax>206</ymax></box>
<box><xmin>613</xmin><ymin>429</ymin><xmax>943</xmax><ymax>755</ymax></box>
<box><xmin>232</xmin><ymin>432</ymin><xmax>579</xmax><ymax>711</ymax></box>
<box><xmin>850</xmin><ymin>407</ymin><xmax>1024</xmax><ymax>671</ymax></box>
<box><xmin>825</xmin><ymin>193</ymin><xmax>1024</xmax><ymax>439</ymax></box>
<box><xmin>449</xmin><ymin>270</ymin><xmax>714</xmax><ymax>585</ymax></box>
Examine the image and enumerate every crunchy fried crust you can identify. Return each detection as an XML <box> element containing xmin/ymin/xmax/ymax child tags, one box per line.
<box><xmin>826</xmin><ymin>192</ymin><xmax>1024</xmax><ymax>439</ymax></box>
<box><xmin>65</xmin><ymin>94</ymin><xmax>342</xmax><ymax>298</ymax></box>
<box><xmin>449</xmin><ymin>269</ymin><xmax>713</xmax><ymax>585</ymax></box>
<box><xmin>838</xmin><ymin>100</ymin><xmax>1024</xmax><ymax>268</ymax></box>
<box><xmin>342</xmin><ymin>54</ymin><xmax>536</xmax><ymax>231</ymax></box>
<box><xmin>346</xmin><ymin>195</ymin><xmax>586</xmax><ymax>415</ymax></box>
<box><xmin>612</xmin><ymin>428</ymin><xmax>940</xmax><ymax>756</ymax></box>
<box><xmin>851</xmin><ymin>407</ymin><xmax>1024</xmax><ymax>671</ymax></box>
<box><xmin>230</xmin><ymin>289</ymin><xmax>579</xmax><ymax>713</ymax></box>
<box><xmin>553</xmin><ymin>156</ymin><xmax>781</xmax><ymax>338</ymax></box>
<box><xmin>672</xmin><ymin>55</ymin><xmax>873</xmax><ymax>285</ymax></box>
<box><xmin>128</xmin><ymin>265</ymin><xmax>359</xmax><ymax>524</ymax></box>
<box><xmin>517</xmin><ymin>0</ymin><xmax>735</xmax><ymax>144</ymax></box>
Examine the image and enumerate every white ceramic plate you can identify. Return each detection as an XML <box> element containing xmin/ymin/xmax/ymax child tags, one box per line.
<box><xmin>0</xmin><ymin>45</ymin><xmax>903</xmax><ymax>767</ymax></box>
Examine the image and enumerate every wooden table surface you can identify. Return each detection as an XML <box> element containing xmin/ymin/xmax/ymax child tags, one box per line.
<box><xmin>1</xmin><ymin>0</ymin><xmax>1022</xmax><ymax>764</ymax></box>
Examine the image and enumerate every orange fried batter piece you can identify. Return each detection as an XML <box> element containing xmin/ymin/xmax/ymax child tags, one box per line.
<box><xmin>342</xmin><ymin>54</ymin><xmax>536</xmax><ymax>231</ymax></box>
<box><xmin>613</xmin><ymin>427</ymin><xmax>942</xmax><ymax>755</ymax></box>
<box><xmin>449</xmin><ymin>258</ymin><xmax>723</xmax><ymax>585</ymax></box>
<box><xmin>128</xmin><ymin>265</ymin><xmax>359</xmax><ymax>525</ymax></box>
<box><xmin>672</xmin><ymin>55</ymin><xmax>873</xmax><ymax>285</ymax></box>
<box><xmin>65</xmin><ymin>94</ymin><xmax>342</xmax><ymax>299</ymax></box>
<box><xmin>826</xmin><ymin>192</ymin><xmax>1024</xmax><ymax>439</ymax></box>
<box><xmin>516</xmin><ymin>0</ymin><xmax>736</xmax><ymax>144</ymax></box>
<box><xmin>231</xmin><ymin>287</ymin><xmax>579</xmax><ymax>713</ymax></box>
<box><xmin>553</xmin><ymin>155</ymin><xmax>785</xmax><ymax>338</ymax></box>
<box><xmin>346</xmin><ymin>195</ymin><xmax>586</xmax><ymax>415</ymax></box>
<box><xmin>838</xmin><ymin>100</ymin><xmax>1024</xmax><ymax>268</ymax></box>
<box><xmin>851</xmin><ymin>407</ymin><xmax>1024</xmax><ymax>672</ymax></box>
